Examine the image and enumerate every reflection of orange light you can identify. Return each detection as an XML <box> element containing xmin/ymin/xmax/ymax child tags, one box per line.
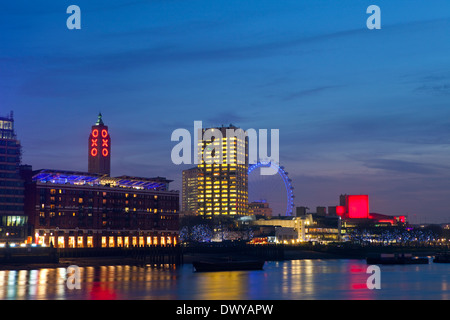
<box><xmin>102</xmin><ymin>148</ymin><xmax>109</xmax><ymax>157</ymax></box>
<box><xmin>92</xmin><ymin>129</ymin><xmax>99</xmax><ymax>138</ymax></box>
<box><xmin>91</xmin><ymin>148</ymin><xmax>98</xmax><ymax>157</ymax></box>
<box><xmin>102</xmin><ymin>139</ymin><xmax>108</xmax><ymax>147</ymax></box>
<box><xmin>91</xmin><ymin>139</ymin><xmax>98</xmax><ymax>147</ymax></box>
<box><xmin>101</xmin><ymin>129</ymin><xmax>108</xmax><ymax>138</ymax></box>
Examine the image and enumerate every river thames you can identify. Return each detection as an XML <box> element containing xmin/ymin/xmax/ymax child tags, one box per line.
<box><xmin>0</xmin><ymin>259</ymin><xmax>448</xmax><ymax>300</ymax></box>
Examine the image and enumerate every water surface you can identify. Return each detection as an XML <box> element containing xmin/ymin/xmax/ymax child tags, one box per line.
<box><xmin>0</xmin><ymin>259</ymin><xmax>448</xmax><ymax>300</ymax></box>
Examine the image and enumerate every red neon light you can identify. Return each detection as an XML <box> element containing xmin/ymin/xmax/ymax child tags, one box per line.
<box><xmin>102</xmin><ymin>148</ymin><xmax>109</xmax><ymax>157</ymax></box>
<box><xmin>101</xmin><ymin>129</ymin><xmax>108</xmax><ymax>138</ymax></box>
<box><xmin>336</xmin><ymin>206</ymin><xmax>345</xmax><ymax>216</ymax></box>
<box><xmin>399</xmin><ymin>216</ymin><xmax>406</xmax><ymax>223</ymax></box>
<box><xmin>92</xmin><ymin>129</ymin><xmax>99</xmax><ymax>138</ymax></box>
<box><xmin>378</xmin><ymin>219</ymin><xmax>394</xmax><ymax>225</ymax></box>
<box><xmin>347</xmin><ymin>195</ymin><xmax>369</xmax><ymax>219</ymax></box>
<box><xmin>91</xmin><ymin>148</ymin><xmax>98</xmax><ymax>157</ymax></box>
<box><xmin>102</xmin><ymin>139</ymin><xmax>109</xmax><ymax>147</ymax></box>
<box><xmin>91</xmin><ymin>139</ymin><xmax>98</xmax><ymax>147</ymax></box>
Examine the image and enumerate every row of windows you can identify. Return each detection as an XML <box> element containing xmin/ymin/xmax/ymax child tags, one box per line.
<box><xmin>0</xmin><ymin>215</ymin><xmax>27</xmax><ymax>226</ymax></box>
<box><xmin>0</xmin><ymin>156</ymin><xmax>20</xmax><ymax>163</ymax></box>
<box><xmin>46</xmin><ymin>196</ymin><xmax>160</xmax><ymax>204</ymax></box>
<box><xmin>0</xmin><ymin>189</ymin><xmax>24</xmax><ymax>195</ymax></box>
<box><xmin>46</xmin><ymin>189</ymin><xmax>175</xmax><ymax>201</ymax></box>
<box><xmin>0</xmin><ymin>140</ymin><xmax>18</xmax><ymax>146</ymax></box>
<box><xmin>35</xmin><ymin>235</ymin><xmax>177</xmax><ymax>248</ymax></box>
<box><xmin>0</xmin><ymin>164</ymin><xmax>18</xmax><ymax>171</ymax></box>
<box><xmin>0</xmin><ymin>147</ymin><xmax>20</xmax><ymax>154</ymax></box>
<box><xmin>0</xmin><ymin>205</ymin><xmax>23</xmax><ymax>211</ymax></box>
<box><xmin>0</xmin><ymin>172</ymin><xmax>22</xmax><ymax>179</ymax></box>
<box><xmin>0</xmin><ymin>181</ymin><xmax>23</xmax><ymax>187</ymax></box>
<box><xmin>0</xmin><ymin>196</ymin><xmax>23</xmax><ymax>203</ymax></box>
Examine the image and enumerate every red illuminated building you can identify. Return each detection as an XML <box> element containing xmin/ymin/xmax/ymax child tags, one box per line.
<box><xmin>336</xmin><ymin>194</ymin><xmax>405</xmax><ymax>226</ymax></box>
<box><xmin>346</xmin><ymin>195</ymin><xmax>369</xmax><ymax>219</ymax></box>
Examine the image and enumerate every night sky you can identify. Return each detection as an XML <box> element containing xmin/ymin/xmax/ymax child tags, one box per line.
<box><xmin>1</xmin><ymin>0</ymin><xmax>450</xmax><ymax>223</ymax></box>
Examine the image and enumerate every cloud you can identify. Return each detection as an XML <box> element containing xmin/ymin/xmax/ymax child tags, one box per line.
<box><xmin>414</xmin><ymin>83</ymin><xmax>450</xmax><ymax>96</ymax></box>
<box><xmin>362</xmin><ymin>159</ymin><xmax>446</xmax><ymax>175</ymax></box>
<box><xmin>280</xmin><ymin>85</ymin><xmax>341</xmax><ymax>102</ymax></box>
<box><xmin>204</xmin><ymin>112</ymin><xmax>247</xmax><ymax>127</ymax></box>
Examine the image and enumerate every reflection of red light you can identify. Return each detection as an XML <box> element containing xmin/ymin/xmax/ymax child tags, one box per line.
<box><xmin>102</xmin><ymin>148</ymin><xmax>109</xmax><ymax>157</ymax></box>
<box><xmin>350</xmin><ymin>266</ymin><xmax>364</xmax><ymax>273</ymax></box>
<box><xmin>101</xmin><ymin>129</ymin><xmax>108</xmax><ymax>138</ymax></box>
<box><xmin>92</xmin><ymin>129</ymin><xmax>99</xmax><ymax>138</ymax></box>
<box><xmin>336</xmin><ymin>206</ymin><xmax>345</xmax><ymax>216</ymax></box>
<box><xmin>347</xmin><ymin>195</ymin><xmax>369</xmax><ymax>219</ymax></box>
<box><xmin>379</xmin><ymin>219</ymin><xmax>394</xmax><ymax>225</ymax></box>
<box><xmin>102</xmin><ymin>139</ymin><xmax>109</xmax><ymax>147</ymax></box>
<box><xmin>91</xmin><ymin>148</ymin><xmax>98</xmax><ymax>157</ymax></box>
<box><xmin>352</xmin><ymin>283</ymin><xmax>367</xmax><ymax>290</ymax></box>
<box><xmin>89</xmin><ymin>286</ymin><xmax>117</xmax><ymax>300</ymax></box>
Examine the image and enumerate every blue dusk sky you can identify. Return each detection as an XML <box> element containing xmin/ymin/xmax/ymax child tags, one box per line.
<box><xmin>1</xmin><ymin>0</ymin><xmax>450</xmax><ymax>223</ymax></box>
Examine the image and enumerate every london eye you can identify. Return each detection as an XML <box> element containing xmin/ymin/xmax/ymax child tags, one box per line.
<box><xmin>248</xmin><ymin>161</ymin><xmax>295</xmax><ymax>216</ymax></box>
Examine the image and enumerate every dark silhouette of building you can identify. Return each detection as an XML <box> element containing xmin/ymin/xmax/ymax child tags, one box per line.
<box><xmin>0</xmin><ymin>112</ymin><xmax>27</xmax><ymax>244</ymax></box>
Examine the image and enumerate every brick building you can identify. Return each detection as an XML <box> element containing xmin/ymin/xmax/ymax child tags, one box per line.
<box><xmin>20</xmin><ymin>114</ymin><xmax>180</xmax><ymax>248</ymax></box>
<box><xmin>23</xmin><ymin>169</ymin><xmax>179</xmax><ymax>248</ymax></box>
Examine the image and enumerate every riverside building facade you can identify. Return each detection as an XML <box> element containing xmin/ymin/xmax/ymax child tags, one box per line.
<box><xmin>24</xmin><ymin>170</ymin><xmax>179</xmax><ymax>248</ymax></box>
<box><xmin>21</xmin><ymin>114</ymin><xmax>180</xmax><ymax>248</ymax></box>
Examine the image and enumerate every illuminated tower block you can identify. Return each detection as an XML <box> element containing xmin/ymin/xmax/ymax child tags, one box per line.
<box><xmin>88</xmin><ymin>113</ymin><xmax>111</xmax><ymax>176</ymax></box>
<box><xmin>182</xmin><ymin>167</ymin><xmax>199</xmax><ymax>215</ymax></box>
<box><xmin>197</xmin><ymin>125</ymin><xmax>248</xmax><ymax>217</ymax></box>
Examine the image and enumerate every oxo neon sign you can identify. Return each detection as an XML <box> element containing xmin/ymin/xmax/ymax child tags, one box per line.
<box><xmin>90</xmin><ymin>128</ymin><xmax>109</xmax><ymax>157</ymax></box>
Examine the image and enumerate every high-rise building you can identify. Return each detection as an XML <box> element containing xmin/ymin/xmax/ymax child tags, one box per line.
<box><xmin>88</xmin><ymin>113</ymin><xmax>111</xmax><ymax>176</ymax></box>
<box><xmin>0</xmin><ymin>112</ymin><xmax>27</xmax><ymax>243</ymax></box>
<box><xmin>181</xmin><ymin>167</ymin><xmax>198</xmax><ymax>215</ymax></box>
<box><xmin>197</xmin><ymin>125</ymin><xmax>248</xmax><ymax>217</ymax></box>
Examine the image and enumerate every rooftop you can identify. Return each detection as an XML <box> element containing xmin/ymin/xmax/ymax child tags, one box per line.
<box><xmin>32</xmin><ymin>169</ymin><xmax>172</xmax><ymax>191</ymax></box>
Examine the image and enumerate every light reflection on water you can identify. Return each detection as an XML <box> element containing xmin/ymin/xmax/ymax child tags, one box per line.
<box><xmin>0</xmin><ymin>259</ymin><xmax>448</xmax><ymax>300</ymax></box>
